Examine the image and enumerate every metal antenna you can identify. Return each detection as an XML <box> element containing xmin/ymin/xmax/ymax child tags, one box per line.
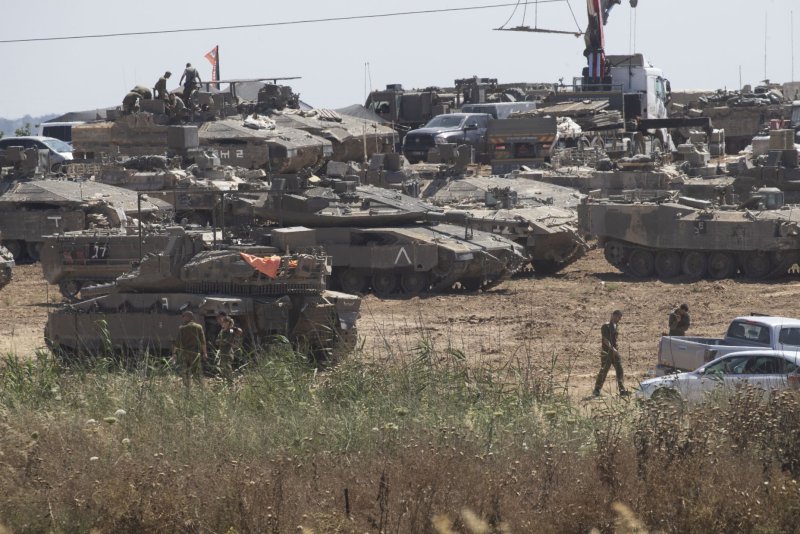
<box><xmin>764</xmin><ymin>12</ymin><xmax>768</xmax><ymax>82</ymax></box>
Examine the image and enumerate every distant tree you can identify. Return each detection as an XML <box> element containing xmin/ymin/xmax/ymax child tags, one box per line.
<box><xmin>0</xmin><ymin>131</ymin><xmax>3</xmax><ymax>139</ymax></box>
<box><xmin>14</xmin><ymin>123</ymin><xmax>31</xmax><ymax>136</ymax></box>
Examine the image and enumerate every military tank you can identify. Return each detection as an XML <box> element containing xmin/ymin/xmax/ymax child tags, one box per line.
<box><xmin>45</xmin><ymin>229</ymin><xmax>360</xmax><ymax>360</ymax></box>
<box><xmin>234</xmin><ymin>177</ymin><xmax>528</xmax><ymax>296</ymax></box>
<box><xmin>70</xmin><ymin>80</ymin><xmax>394</xmax><ymax>173</ymax></box>
<box><xmin>88</xmin><ymin>149</ymin><xmax>266</xmax><ymax>225</ymax></box>
<box><xmin>0</xmin><ymin>179</ymin><xmax>172</xmax><ymax>261</ymax></box>
<box><xmin>579</xmin><ymin>195</ymin><xmax>800</xmax><ymax>280</ymax></box>
<box><xmin>421</xmin><ymin>175</ymin><xmax>588</xmax><ymax>274</ymax></box>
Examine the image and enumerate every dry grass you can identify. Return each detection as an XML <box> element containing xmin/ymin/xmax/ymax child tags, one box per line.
<box><xmin>2</xmin><ymin>343</ymin><xmax>800</xmax><ymax>533</ymax></box>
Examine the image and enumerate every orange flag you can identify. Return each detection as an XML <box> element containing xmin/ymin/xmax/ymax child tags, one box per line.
<box><xmin>240</xmin><ymin>252</ymin><xmax>281</xmax><ymax>279</ymax></box>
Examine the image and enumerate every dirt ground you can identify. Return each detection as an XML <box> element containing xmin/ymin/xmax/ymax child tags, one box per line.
<box><xmin>4</xmin><ymin>250</ymin><xmax>800</xmax><ymax>396</ymax></box>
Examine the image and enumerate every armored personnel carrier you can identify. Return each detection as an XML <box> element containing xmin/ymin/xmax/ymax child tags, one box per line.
<box><xmin>234</xmin><ymin>178</ymin><xmax>527</xmax><ymax>295</ymax></box>
<box><xmin>0</xmin><ymin>179</ymin><xmax>172</xmax><ymax>261</ymax></box>
<box><xmin>39</xmin><ymin>226</ymin><xmax>199</xmax><ymax>300</ymax></box>
<box><xmin>579</xmin><ymin>195</ymin><xmax>800</xmax><ymax>280</ymax></box>
<box><xmin>45</xmin><ymin>229</ymin><xmax>360</xmax><ymax>360</ymax></box>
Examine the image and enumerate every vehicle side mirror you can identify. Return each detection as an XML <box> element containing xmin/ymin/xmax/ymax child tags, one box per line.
<box><xmin>464</xmin><ymin>123</ymin><xmax>478</xmax><ymax>130</ymax></box>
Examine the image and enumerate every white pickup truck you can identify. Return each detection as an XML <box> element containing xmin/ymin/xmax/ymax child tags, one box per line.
<box><xmin>657</xmin><ymin>316</ymin><xmax>800</xmax><ymax>373</ymax></box>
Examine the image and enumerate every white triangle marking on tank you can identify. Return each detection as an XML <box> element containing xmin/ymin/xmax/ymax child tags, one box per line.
<box><xmin>395</xmin><ymin>247</ymin><xmax>411</xmax><ymax>265</ymax></box>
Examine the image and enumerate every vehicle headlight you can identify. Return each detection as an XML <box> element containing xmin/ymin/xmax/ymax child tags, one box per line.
<box><xmin>434</xmin><ymin>135</ymin><xmax>450</xmax><ymax>145</ymax></box>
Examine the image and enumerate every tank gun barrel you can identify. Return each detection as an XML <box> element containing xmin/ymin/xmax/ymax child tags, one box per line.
<box><xmin>422</xmin><ymin>210</ymin><xmax>530</xmax><ymax>230</ymax></box>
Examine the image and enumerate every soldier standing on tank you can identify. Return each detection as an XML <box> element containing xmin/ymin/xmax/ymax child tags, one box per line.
<box><xmin>179</xmin><ymin>63</ymin><xmax>201</xmax><ymax>108</ymax></box>
<box><xmin>174</xmin><ymin>310</ymin><xmax>207</xmax><ymax>389</ymax></box>
<box><xmin>592</xmin><ymin>310</ymin><xmax>629</xmax><ymax>397</ymax></box>
<box><xmin>215</xmin><ymin>311</ymin><xmax>243</xmax><ymax>385</ymax></box>
<box><xmin>154</xmin><ymin>71</ymin><xmax>171</xmax><ymax>100</ymax></box>
<box><xmin>668</xmin><ymin>303</ymin><xmax>690</xmax><ymax>336</ymax></box>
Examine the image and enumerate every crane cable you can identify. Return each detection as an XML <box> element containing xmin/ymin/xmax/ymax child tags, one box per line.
<box><xmin>2</xmin><ymin>2</ymin><xmax>564</xmax><ymax>44</ymax></box>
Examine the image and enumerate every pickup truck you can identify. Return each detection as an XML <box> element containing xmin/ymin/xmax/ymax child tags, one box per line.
<box><xmin>657</xmin><ymin>316</ymin><xmax>800</xmax><ymax>373</ymax></box>
<box><xmin>402</xmin><ymin>113</ymin><xmax>491</xmax><ymax>163</ymax></box>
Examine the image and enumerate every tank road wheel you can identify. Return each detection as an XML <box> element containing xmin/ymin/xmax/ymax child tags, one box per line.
<box><xmin>371</xmin><ymin>271</ymin><xmax>398</xmax><ymax>297</ymax></box>
<box><xmin>58</xmin><ymin>280</ymin><xmax>83</xmax><ymax>301</ymax></box>
<box><xmin>338</xmin><ymin>269</ymin><xmax>366</xmax><ymax>294</ymax></box>
<box><xmin>603</xmin><ymin>241</ymin><xmax>627</xmax><ymax>268</ymax></box>
<box><xmin>627</xmin><ymin>249</ymin><xmax>655</xmax><ymax>278</ymax></box>
<box><xmin>400</xmin><ymin>271</ymin><xmax>429</xmax><ymax>297</ymax></box>
<box><xmin>26</xmin><ymin>241</ymin><xmax>42</xmax><ymax>262</ymax></box>
<box><xmin>681</xmin><ymin>252</ymin><xmax>707</xmax><ymax>280</ymax></box>
<box><xmin>655</xmin><ymin>251</ymin><xmax>682</xmax><ymax>279</ymax></box>
<box><xmin>707</xmin><ymin>252</ymin><xmax>737</xmax><ymax>280</ymax></box>
<box><xmin>742</xmin><ymin>252</ymin><xmax>772</xmax><ymax>280</ymax></box>
<box><xmin>3</xmin><ymin>240</ymin><xmax>23</xmax><ymax>261</ymax></box>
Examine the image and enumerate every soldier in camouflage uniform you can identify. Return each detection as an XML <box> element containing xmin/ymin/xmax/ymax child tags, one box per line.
<box><xmin>592</xmin><ymin>310</ymin><xmax>629</xmax><ymax>397</ymax></box>
<box><xmin>174</xmin><ymin>310</ymin><xmax>207</xmax><ymax>388</ymax></box>
<box><xmin>668</xmin><ymin>303</ymin><xmax>690</xmax><ymax>336</ymax></box>
<box><xmin>215</xmin><ymin>312</ymin><xmax>242</xmax><ymax>385</ymax></box>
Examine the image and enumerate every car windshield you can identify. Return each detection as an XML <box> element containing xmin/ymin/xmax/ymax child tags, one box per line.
<box><xmin>726</xmin><ymin>320</ymin><xmax>770</xmax><ymax>344</ymax></box>
<box><xmin>424</xmin><ymin>116</ymin><xmax>465</xmax><ymax>128</ymax></box>
<box><xmin>41</xmin><ymin>138</ymin><xmax>73</xmax><ymax>153</ymax></box>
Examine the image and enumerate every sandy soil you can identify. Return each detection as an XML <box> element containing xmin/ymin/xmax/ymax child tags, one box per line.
<box><xmin>5</xmin><ymin>250</ymin><xmax>800</xmax><ymax>396</ymax></box>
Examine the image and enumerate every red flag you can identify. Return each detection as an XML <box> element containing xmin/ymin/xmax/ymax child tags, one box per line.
<box><xmin>204</xmin><ymin>45</ymin><xmax>219</xmax><ymax>88</ymax></box>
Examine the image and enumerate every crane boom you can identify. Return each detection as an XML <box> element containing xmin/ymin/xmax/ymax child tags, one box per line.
<box><xmin>583</xmin><ymin>0</ymin><xmax>638</xmax><ymax>83</ymax></box>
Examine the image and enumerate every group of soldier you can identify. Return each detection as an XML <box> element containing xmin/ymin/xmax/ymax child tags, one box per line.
<box><xmin>173</xmin><ymin>309</ymin><xmax>243</xmax><ymax>388</ymax></box>
<box><xmin>592</xmin><ymin>303</ymin><xmax>690</xmax><ymax>397</ymax></box>
<box><xmin>121</xmin><ymin>63</ymin><xmax>202</xmax><ymax>123</ymax></box>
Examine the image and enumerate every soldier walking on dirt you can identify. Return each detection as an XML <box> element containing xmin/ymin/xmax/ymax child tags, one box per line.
<box><xmin>668</xmin><ymin>303</ymin><xmax>690</xmax><ymax>336</ymax></box>
<box><xmin>593</xmin><ymin>310</ymin><xmax>629</xmax><ymax>397</ymax></box>
<box><xmin>215</xmin><ymin>311</ymin><xmax>243</xmax><ymax>385</ymax></box>
<box><xmin>174</xmin><ymin>310</ymin><xmax>207</xmax><ymax>389</ymax></box>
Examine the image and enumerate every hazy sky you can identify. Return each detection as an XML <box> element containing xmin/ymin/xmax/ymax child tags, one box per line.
<box><xmin>1</xmin><ymin>0</ymin><xmax>798</xmax><ymax>118</ymax></box>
